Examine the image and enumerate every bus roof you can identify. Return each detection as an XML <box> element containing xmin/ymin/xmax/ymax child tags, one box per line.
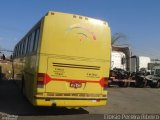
<box><xmin>45</xmin><ymin>11</ymin><xmax>109</xmax><ymax>27</ymax></box>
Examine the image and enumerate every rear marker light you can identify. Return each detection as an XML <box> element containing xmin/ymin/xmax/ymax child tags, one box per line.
<box><xmin>51</xmin><ymin>12</ymin><xmax>55</xmax><ymax>15</ymax></box>
<box><xmin>85</xmin><ymin>17</ymin><xmax>88</xmax><ymax>20</ymax></box>
<box><xmin>79</xmin><ymin>16</ymin><xmax>83</xmax><ymax>19</ymax></box>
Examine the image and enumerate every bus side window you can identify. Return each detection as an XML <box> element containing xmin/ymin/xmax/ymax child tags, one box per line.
<box><xmin>16</xmin><ymin>46</ymin><xmax>18</xmax><ymax>57</ymax></box>
<box><xmin>33</xmin><ymin>28</ymin><xmax>40</xmax><ymax>52</ymax></box>
<box><xmin>13</xmin><ymin>47</ymin><xmax>17</xmax><ymax>58</ymax></box>
<box><xmin>14</xmin><ymin>47</ymin><xmax>16</xmax><ymax>57</ymax></box>
<box><xmin>30</xmin><ymin>32</ymin><xmax>35</xmax><ymax>52</ymax></box>
<box><xmin>21</xmin><ymin>39</ymin><xmax>25</xmax><ymax>55</ymax></box>
<box><xmin>26</xmin><ymin>34</ymin><xmax>32</xmax><ymax>54</ymax></box>
<box><xmin>19</xmin><ymin>42</ymin><xmax>22</xmax><ymax>56</ymax></box>
<box><xmin>19</xmin><ymin>43</ymin><xmax>21</xmax><ymax>56</ymax></box>
<box><xmin>17</xmin><ymin>44</ymin><xmax>20</xmax><ymax>57</ymax></box>
<box><xmin>24</xmin><ymin>37</ymin><xmax>28</xmax><ymax>54</ymax></box>
<box><xmin>21</xmin><ymin>41</ymin><xmax>24</xmax><ymax>55</ymax></box>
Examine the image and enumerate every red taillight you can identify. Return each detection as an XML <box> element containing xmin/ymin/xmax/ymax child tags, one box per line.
<box><xmin>37</xmin><ymin>73</ymin><xmax>45</xmax><ymax>85</ymax></box>
<box><xmin>100</xmin><ymin>77</ymin><xmax>108</xmax><ymax>88</ymax></box>
<box><xmin>37</xmin><ymin>73</ymin><xmax>52</xmax><ymax>86</ymax></box>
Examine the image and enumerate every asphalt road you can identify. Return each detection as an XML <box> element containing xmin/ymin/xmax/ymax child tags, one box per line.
<box><xmin>0</xmin><ymin>80</ymin><xmax>160</xmax><ymax>120</ymax></box>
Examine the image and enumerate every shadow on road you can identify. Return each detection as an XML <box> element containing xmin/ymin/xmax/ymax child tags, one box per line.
<box><xmin>0</xmin><ymin>80</ymin><xmax>89</xmax><ymax>116</ymax></box>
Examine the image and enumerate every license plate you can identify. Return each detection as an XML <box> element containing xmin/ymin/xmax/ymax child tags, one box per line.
<box><xmin>70</xmin><ymin>82</ymin><xmax>82</xmax><ymax>88</ymax></box>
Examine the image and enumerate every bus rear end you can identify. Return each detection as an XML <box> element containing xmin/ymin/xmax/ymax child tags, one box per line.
<box><xmin>35</xmin><ymin>12</ymin><xmax>111</xmax><ymax>107</ymax></box>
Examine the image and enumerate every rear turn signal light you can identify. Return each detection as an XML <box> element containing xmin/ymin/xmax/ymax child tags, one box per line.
<box><xmin>51</xmin><ymin>12</ymin><xmax>55</xmax><ymax>15</ymax></box>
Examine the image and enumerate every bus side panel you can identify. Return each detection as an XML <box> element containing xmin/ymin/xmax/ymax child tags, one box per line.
<box><xmin>13</xmin><ymin>58</ymin><xmax>23</xmax><ymax>80</ymax></box>
<box><xmin>23</xmin><ymin>55</ymin><xmax>37</xmax><ymax>102</ymax></box>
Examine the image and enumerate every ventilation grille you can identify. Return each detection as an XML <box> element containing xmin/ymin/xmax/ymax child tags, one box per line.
<box><xmin>53</xmin><ymin>63</ymin><xmax>100</xmax><ymax>70</ymax></box>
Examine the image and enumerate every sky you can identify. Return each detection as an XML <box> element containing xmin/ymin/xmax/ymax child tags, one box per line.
<box><xmin>0</xmin><ymin>0</ymin><xmax>160</xmax><ymax>58</ymax></box>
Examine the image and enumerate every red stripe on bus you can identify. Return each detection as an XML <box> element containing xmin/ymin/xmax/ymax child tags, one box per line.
<box><xmin>43</xmin><ymin>73</ymin><xmax>107</xmax><ymax>87</ymax></box>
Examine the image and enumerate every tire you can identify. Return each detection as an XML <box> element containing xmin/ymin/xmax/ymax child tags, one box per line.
<box><xmin>156</xmin><ymin>81</ymin><xmax>160</xmax><ymax>88</ymax></box>
<box><xmin>119</xmin><ymin>81</ymin><xmax>127</xmax><ymax>87</ymax></box>
<box><xmin>143</xmin><ymin>80</ymin><xmax>147</xmax><ymax>88</ymax></box>
<box><xmin>118</xmin><ymin>81</ymin><xmax>124</xmax><ymax>87</ymax></box>
<box><xmin>150</xmin><ymin>82</ymin><xmax>157</xmax><ymax>88</ymax></box>
<box><xmin>136</xmin><ymin>78</ymin><xmax>144</xmax><ymax>88</ymax></box>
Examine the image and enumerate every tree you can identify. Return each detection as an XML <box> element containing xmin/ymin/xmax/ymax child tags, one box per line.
<box><xmin>111</xmin><ymin>33</ymin><xmax>127</xmax><ymax>45</ymax></box>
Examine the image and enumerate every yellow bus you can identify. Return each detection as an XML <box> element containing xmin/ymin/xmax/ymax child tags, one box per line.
<box><xmin>13</xmin><ymin>11</ymin><xmax>111</xmax><ymax>107</ymax></box>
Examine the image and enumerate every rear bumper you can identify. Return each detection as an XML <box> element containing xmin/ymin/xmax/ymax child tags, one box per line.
<box><xmin>33</xmin><ymin>96</ymin><xmax>107</xmax><ymax>107</ymax></box>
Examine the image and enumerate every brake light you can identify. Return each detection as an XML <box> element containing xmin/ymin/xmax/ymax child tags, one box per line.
<box><xmin>37</xmin><ymin>73</ymin><xmax>52</xmax><ymax>86</ymax></box>
<box><xmin>37</xmin><ymin>73</ymin><xmax>45</xmax><ymax>85</ymax></box>
<box><xmin>100</xmin><ymin>77</ymin><xmax>108</xmax><ymax>88</ymax></box>
<box><xmin>104</xmin><ymin>77</ymin><xmax>109</xmax><ymax>88</ymax></box>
